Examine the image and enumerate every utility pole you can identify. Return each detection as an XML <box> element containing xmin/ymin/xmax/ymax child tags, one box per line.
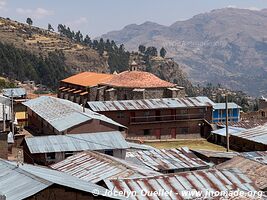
<box><xmin>225</xmin><ymin>94</ymin><xmax>229</xmax><ymax>152</ymax></box>
<box><xmin>2</xmin><ymin>104</ymin><xmax>5</xmax><ymax>132</ymax></box>
<box><xmin>11</xmin><ymin>89</ymin><xmax>15</xmax><ymax>137</ymax></box>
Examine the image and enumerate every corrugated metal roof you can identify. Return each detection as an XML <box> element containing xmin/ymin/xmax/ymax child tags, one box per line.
<box><xmin>126</xmin><ymin>147</ymin><xmax>209</xmax><ymax>172</ymax></box>
<box><xmin>23</xmin><ymin>96</ymin><xmax>125</xmax><ymax>132</ymax></box>
<box><xmin>0</xmin><ymin>95</ymin><xmax>11</xmax><ymax>106</ymax></box>
<box><xmin>213</xmin><ymin>103</ymin><xmax>241</xmax><ymax>110</ymax></box>
<box><xmin>216</xmin><ymin>119</ymin><xmax>267</xmax><ymax>129</ymax></box>
<box><xmin>127</xmin><ymin>142</ymin><xmax>157</xmax><ymax>151</ymax></box>
<box><xmin>51</xmin><ymin>151</ymin><xmax>161</xmax><ymax>184</ymax></box>
<box><xmin>87</xmin><ymin>96</ymin><xmax>214</xmax><ymax>112</ymax></box>
<box><xmin>231</xmin><ymin>124</ymin><xmax>267</xmax><ymax>146</ymax></box>
<box><xmin>192</xmin><ymin>149</ymin><xmax>239</xmax><ymax>159</ymax></box>
<box><xmin>2</xmin><ymin>88</ymin><xmax>26</xmax><ymax>98</ymax></box>
<box><xmin>0</xmin><ymin>159</ymin><xmax>122</xmax><ymax>200</ymax></box>
<box><xmin>241</xmin><ymin>151</ymin><xmax>267</xmax><ymax>164</ymax></box>
<box><xmin>104</xmin><ymin>168</ymin><xmax>259</xmax><ymax>199</ymax></box>
<box><xmin>211</xmin><ymin>126</ymin><xmax>246</xmax><ymax>137</ymax></box>
<box><xmin>216</xmin><ymin>156</ymin><xmax>267</xmax><ymax>191</ymax></box>
<box><xmin>25</xmin><ymin>131</ymin><xmax>129</xmax><ymax>154</ymax></box>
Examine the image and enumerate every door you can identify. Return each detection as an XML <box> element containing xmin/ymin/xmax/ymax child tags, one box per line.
<box><xmin>154</xmin><ymin>129</ymin><xmax>161</xmax><ymax>139</ymax></box>
<box><xmin>171</xmin><ymin>128</ymin><xmax>176</xmax><ymax>139</ymax></box>
<box><xmin>156</xmin><ymin>110</ymin><xmax>161</xmax><ymax>121</ymax></box>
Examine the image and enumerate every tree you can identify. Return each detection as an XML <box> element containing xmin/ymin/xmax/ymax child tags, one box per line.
<box><xmin>145</xmin><ymin>46</ymin><xmax>157</xmax><ymax>57</ymax></box>
<box><xmin>26</xmin><ymin>18</ymin><xmax>33</xmax><ymax>26</ymax></box>
<box><xmin>48</xmin><ymin>23</ymin><xmax>54</xmax><ymax>31</ymax></box>
<box><xmin>160</xmin><ymin>47</ymin><xmax>167</xmax><ymax>58</ymax></box>
<box><xmin>138</xmin><ymin>45</ymin><xmax>146</xmax><ymax>54</ymax></box>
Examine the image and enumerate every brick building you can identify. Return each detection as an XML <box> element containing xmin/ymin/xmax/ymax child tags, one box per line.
<box><xmin>87</xmin><ymin>97</ymin><xmax>213</xmax><ymax>139</ymax></box>
<box><xmin>22</xmin><ymin>131</ymin><xmax>129</xmax><ymax>165</ymax></box>
<box><xmin>22</xmin><ymin>96</ymin><xmax>126</xmax><ymax>136</ymax></box>
<box><xmin>58</xmin><ymin>71</ymin><xmax>185</xmax><ymax>104</ymax></box>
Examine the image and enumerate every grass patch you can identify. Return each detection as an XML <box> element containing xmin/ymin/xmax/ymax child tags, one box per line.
<box><xmin>144</xmin><ymin>139</ymin><xmax>227</xmax><ymax>151</ymax></box>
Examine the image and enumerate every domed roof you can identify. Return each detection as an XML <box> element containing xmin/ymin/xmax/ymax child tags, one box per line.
<box><xmin>101</xmin><ymin>71</ymin><xmax>176</xmax><ymax>88</ymax></box>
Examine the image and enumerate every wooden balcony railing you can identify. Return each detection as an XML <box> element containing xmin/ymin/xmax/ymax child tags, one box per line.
<box><xmin>130</xmin><ymin>114</ymin><xmax>206</xmax><ymax>124</ymax></box>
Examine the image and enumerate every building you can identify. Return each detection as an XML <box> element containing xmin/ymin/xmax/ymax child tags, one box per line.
<box><xmin>22</xmin><ymin>131</ymin><xmax>129</xmax><ymax>165</ymax></box>
<box><xmin>126</xmin><ymin>147</ymin><xmax>209</xmax><ymax>173</ymax></box>
<box><xmin>104</xmin><ymin>168</ymin><xmax>260</xmax><ymax>199</ymax></box>
<box><xmin>87</xmin><ymin>97</ymin><xmax>213</xmax><ymax>139</ymax></box>
<box><xmin>259</xmin><ymin>96</ymin><xmax>267</xmax><ymax>110</ymax></box>
<box><xmin>22</xmin><ymin>96</ymin><xmax>126</xmax><ymax>136</ymax></box>
<box><xmin>210</xmin><ymin>124</ymin><xmax>267</xmax><ymax>151</ymax></box>
<box><xmin>51</xmin><ymin>151</ymin><xmax>161</xmax><ymax>184</ymax></box>
<box><xmin>0</xmin><ymin>96</ymin><xmax>11</xmax><ymax>131</ymax></box>
<box><xmin>2</xmin><ymin>88</ymin><xmax>27</xmax><ymax>126</ymax></box>
<box><xmin>216</xmin><ymin>155</ymin><xmax>267</xmax><ymax>192</ymax></box>
<box><xmin>0</xmin><ymin>159</ymin><xmax>121</xmax><ymax>200</ymax></box>
<box><xmin>58</xmin><ymin>71</ymin><xmax>185</xmax><ymax>104</ymax></box>
<box><xmin>212</xmin><ymin>102</ymin><xmax>241</xmax><ymax>123</ymax></box>
<box><xmin>216</xmin><ymin>119</ymin><xmax>267</xmax><ymax>129</ymax></box>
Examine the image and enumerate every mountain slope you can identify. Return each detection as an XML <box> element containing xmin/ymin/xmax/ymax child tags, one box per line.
<box><xmin>0</xmin><ymin>17</ymin><xmax>109</xmax><ymax>73</ymax></box>
<box><xmin>101</xmin><ymin>8</ymin><xmax>267</xmax><ymax>96</ymax></box>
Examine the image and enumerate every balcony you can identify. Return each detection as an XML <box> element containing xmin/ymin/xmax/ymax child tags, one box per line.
<box><xmin>130</xmin><ymin>114</ymin><xmax>206</xmax><ymax>124</ymax></box>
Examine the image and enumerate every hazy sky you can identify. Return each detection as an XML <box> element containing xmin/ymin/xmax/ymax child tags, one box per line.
<box><xmin>1</xmin><ymin>0</ymin><xmax>267</xmax><ymax>37</ymax></box>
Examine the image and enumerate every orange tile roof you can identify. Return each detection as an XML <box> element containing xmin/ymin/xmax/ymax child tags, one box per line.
<box><xmin>101</xmin><ymin>71</ymin><xmax>176</xmax><ymax>88</ymax></box>
<box><xmin>61</xmin><ymin>72</ymin><xmax>114</xmax><ymax>87</ymax></box>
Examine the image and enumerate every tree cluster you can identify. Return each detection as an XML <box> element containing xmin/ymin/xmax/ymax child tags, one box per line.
<box><xmin>138</xmin><ymin>45</ymin><xmax>167</xmax><ymax>58</ymax></box>
<box><xmin>57</xmin><ymin>24</ymin><xmax>130</xmax><ymax>72</ymax></box>
<box><xmin>0</xmin><ymin>42</ymin><xmax>70</xmax><ymax>90</ymax></box>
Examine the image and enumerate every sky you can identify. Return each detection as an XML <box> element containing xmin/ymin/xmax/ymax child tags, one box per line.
<box><xmin>0</xmin><ymin>0</ymin><xmax>267</xmax><ymax>38</ymax></box>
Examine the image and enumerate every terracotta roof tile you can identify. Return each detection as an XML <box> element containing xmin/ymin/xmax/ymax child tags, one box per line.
<box><xmin>61</xmin><ymin>72</ymin><xmax>114</xmax><ymax>87</ymax></box>
<box><xmin>101</xmin><ymin>71</ymin><xmax>176</xmax><ymax>88</ymax></box>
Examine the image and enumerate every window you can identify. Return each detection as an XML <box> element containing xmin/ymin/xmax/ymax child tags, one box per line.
<box><xmin>144</xmin><ymin>111</ymin><xmax>150</xmax><ymax>117</ymax></box>
<box><xmin>180</xmin><ymin>109</ymin><xmax>188</xmax><ymax>114</ymax></box>
<box><xmin>117</xmin><ymin>112</ymin><xmax>124</xmax><ymax>119</ymax></box>
<box><xmin>46</xmin><ymin>152</ymin><xmax>55</xmax><ymax>160</ymax></box>
<box><xmin>262</xmin><ymin>111</ymin><xmax>265</xmax><ymax>117</ymax></box>
<box><xmin>104</xmin><ymin>150</ymin><xmax>113</xmax><ymax>156</ymax></box>
<box><xmin>180</xmin><ymin>127</ymin><xmax>189</xmax><ymax>134</ymax></box>
<box><xmin>143</xmin><ymin>129</ymin><xmax>151</xmax><ymax>136</ymax></box>
<box><xmin>65</xmin><ymin>151</ymin><xmax>74</xmax><ymax>158</ymax></box>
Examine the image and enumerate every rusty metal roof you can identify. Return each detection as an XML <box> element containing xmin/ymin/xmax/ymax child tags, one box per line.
<box><xmin>216</xmin><ymin>156</ymin><xmax>267</xmax><ymax>191</ymax></box>
<box><xmin>241</xmin><ymin>151</ymin><xmax>267</xmax><ymax>164</ymax></box>
<box><xmin>50</xmin><ymin>151</ymin><xmax>161</xmax><ymax>184</ymax></box>
<box><xmin>104</xmin><ymin>168</ymin><xmax>259</xmax><ymax>199</ymax></box>
<box><xmin>25</xmin><ymin>131</ymin><xmax>129</xmax><ymax>154</ymax></box>
<box><xmin>87</xmin><ymin>96</ymin><xmax>214</xmax><ymax>112</ymax></box>
<box><xmin>126</xmin><ymin>147</ymin><xmax>209</xmax><ymax>172</ymax></box>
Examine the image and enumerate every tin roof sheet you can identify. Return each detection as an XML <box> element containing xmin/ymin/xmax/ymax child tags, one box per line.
<box><xmin>104</xmin><ymin>168</ymin><xmax>259</xmax><ymax>199</ymax></box>
<box><xmin>241</xmin><ymin>151</ymin><xmax>267</xmax><ymax>164</ymax></box>
<box><xmin>216</xmin><ymin>119</ymin><xmax>267</xmax><ymax>129</ymax></box>
<box><xmin>216</xmin><ymin>156</ymin><xmax>267</xmax><ymax>190</ymax></box>
<box><xmin>211</xmin><ymin>126</ymin><xmax>246</xmax><ymax>137</ymax></box>
<box><xmin>231</xmin><ymin>124</ymin><xmax>267</xmax><ymax>146</ymax></box>
<box><xmin>213</xmin><ymin>103</ymin><xmax>241</xmax><ymax>110</ymax></box>
<box><xmin>0</xmin><ymin>159</ymin><xmax>121</xmax><ymax>200</ymax></box>
<box><xmin>192</xmin><ymin>149</ymin><xmax>239</xmax><ymax>159</ymax></box>
<box><xmin>126</xmin><ymin>147</ymin><xmax>209</xmax><ymax>172</ymax></box>
<box><xmin>51</xmin><ymin>151</ymin><xmax>161</xmax><ymax>184</ymax></box>
<box><xmin>2</xmin><ymin>88</ymin><xmax>26</xmax><ymax>98</ymax></box>
<box><xmin>87</xmin><ymin>96</ymin><xmax>214</xmax><ymax>112</ymax></box>
<box><xmin>25</xmin><ymin>131</ymin><xmax>129</xmax><ymax>154</ymax></box>
<box><xmin>0</xmin><ymin>103</ymin><xmax>11</xmax><ymax>121</ymax></box>
<box><xmin>23</xmin><ymin>96</ymin><xmax>125</xmax><ymax>132</ymax></box>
